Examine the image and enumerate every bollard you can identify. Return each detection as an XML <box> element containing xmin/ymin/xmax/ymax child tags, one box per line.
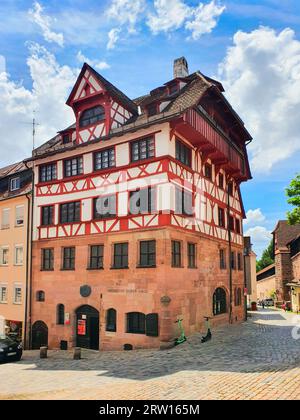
<box><xmin>40</xmin><ymin>346</ymin><xmax>48</xmax><ymax>359</ymax></box>
<box><xmin>74</xmin><ymin>347</ymin><xmax>81</xmax><ymax>360</ymax></box>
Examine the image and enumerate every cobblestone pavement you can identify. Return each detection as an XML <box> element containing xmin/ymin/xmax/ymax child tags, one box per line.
<box><xmin>1</xmin><ymin>309</ymin><xmax>300</xmax><ymax>400</ymax></box>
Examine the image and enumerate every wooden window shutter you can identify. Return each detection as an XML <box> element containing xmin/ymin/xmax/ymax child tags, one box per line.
<box><xmin>146</xmin><ymin>313</ymin><xmax>159</xmax><ymax>337</ymax></box>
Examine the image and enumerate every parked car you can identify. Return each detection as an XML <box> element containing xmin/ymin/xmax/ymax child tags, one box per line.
<box><xmin>0</xmin><ymin>334</ymin><xmax>22</xmax><ymax>363</ymax></box>
<box><xmin>263</xmin><ymin>298</ymin><xmax>274</xmax><ymax>307</ymax></box>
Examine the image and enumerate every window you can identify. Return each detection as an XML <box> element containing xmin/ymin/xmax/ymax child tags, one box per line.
<box><xmin>213</xmin><ymin>288</ymin><xmax>227</xmax><ymax>316</ymax></box>
<box><xmin>93</xmin><ymin>195</ymin><xmax>116</xmax><ymax>220</ymax></box>
<box><xmin>62</xmin><ymin>247</ymin><xmax>75</xmax><ymax>270</ymax></box>
<box><xmin>219</xmin><ymin>174</ymin><xmax>224</xmax><ymax>189</ymax></box>
<box><xmin>139</xmin><ymin>241</ymin><xmax>156</xmax><ymax>267</ymax></box>
<box><xmin>188</xmin><ymin>243</ymin><xmax>196</xmax><ymax>268</ymax></box>
<box><xmin>14</xmin><ymin>246</ymin><xmax>23</xmax><ymax>266</ymax></box>
<box><xmin>62</xmin><ymin>134</ymin><xmax>71</xmax><ymax>144</ymax></box>
<box><xmin>169</xmin><ymin>83</ymin><xmax>179</xmax><ymax>95</ymax></box>
<box><xmin>175</xmin><ymin>188</ymin><xmax>193</xmax><ymax>216</ymax></box>
<box><xmin>64</xmin><ymin>157</ymin><xmax>83</xmax><ymax>178</ymax></box>
<box><xmin>79</xmin><ymin>106</ymin><xmax>105</xmax><ymax>128</ymax></box>
<box><xmin>220</xmin><ymin>249</ymin><xmax>226</xmax><ymax>270</ymax></box>
<box><xmin>57</xmin><ymin>304</ymin><xmax>65</xmax><ymax>325</ymax></box>
<box><xmin>113</xmin><ymin>243</ymin><xmax>128</xmax><ymax>269</ymax></box>
<box><xmin>229</xmin><ymin>216</ymin><xmax>235</xmax><ymax>232</ymax></box>
<box><xmin>218</xmin><ymin>207</ymin><xmax>225</xmax><ymax>228</ymax></box>
<box><xmin>237</xmin><ymin>253</ymin><xmax>243</xmax><ymax>271</ymax></box>
<box><xmin>106</xmin><ymin>309</ymin><xmax>117</xmax><ymax>332</ymax></box>
<box><xmin>204</xmin><ymin>164</ymin><xmax>212</xmax><ymax>180</ymax></box>
<box><xmin>41</xmin><ymin>249</ymin><xmax>54</xmax><ymax>271</ymax></box>
<box><xmin>235</xmin><ymin>288</ymin><xmax>242</xmax><ymax>306</ymax></box>
<box><xmin>228</xmin><ymin>182</ymin><xmax>234</xmax><ymax>196</ymax></box>
<box><xmin>36</xmin><ymin>291</ymin><xmax>45</xmax><ymax>302</ymax></box>
<box><xmin>231</xmin><ymin>251</ymin><xmax>236</xmax><ymax>270</ymax></box>
<box><xmin>175</xmin><ymin>140</ymin><xmax>191</xmax><ymax>167</ymax></box>
<box><xmin>15</xmin><ymin>205</ymin><xmax>24</xmax><ymax>226</ymax></box>
<box><xmin>1</xmin><ymin>208</ymin><xmax>10</xmax><ymax>229</ymax></box>
<box><xmin>127</xmin><ymin>312</ymin><xmax>145</xmax><ymax>334</ymax></box>
<box><xmin>60</xmin><ymin>201</ymin><xmax>81</xmax><ymax>224</ymax></box>
<box><xmin>41</xmin><ymin>206</ymin><xmax>54</xmax><ymax>226</ymax></box>
<box><xmin>10</xmin><ymin>177</ymin><xmax>20</xmax><ymax>191</ymax></box>
<box><xmin>94</xmin><ymin>148</ymin><xmax>115</xmax><ymax>171</ymax></box>
<box><xmin>131</xmin><ymin>137</ymin><xmax>155</xmax><ymax>162</ymax></box>
<box><xmin>236</xmin><ymin>219</ymin><xmax>241</xmax><ymax>235</ymax></box>
<box><xmin>0</xmin><ymin>286</ymin><xmax>7</xmax><ymax>303</ymax></box>
<box><xmin>126</xmin><ymin>312</ymin><xmax>159</xmax><ymax>336</ymax></box>
<box><xmin>129</xmin><ymin>188</ymin><xmax>155</xmax><ymax>215</ymax></box>
<box><xmin>148</xmin><ymin>103</ymin><xmax>158</xmax><ymax>117</ymax></box>
<box><xmin>89</xmin><ymin>245</ymin><xmax>104</xmax><ymax>270</ymax></box>
<box><xmin>39</xmin><ymin>163</ymin><xmax>57</xmax><ymax>183</ymax></box>
<box><xmin>14</xmin><ymin>285</ymin><xmax>22</xmax><ymax>304</ymax></box>
<box><xmin>172</xmin><ymin>241</ymin><xmax>182</xmax><ymax>267</ymax></box>
<box><xmin>0</xmin><ymin>247</ymin><xmax>9</xmax><ymax>266</ymax></box>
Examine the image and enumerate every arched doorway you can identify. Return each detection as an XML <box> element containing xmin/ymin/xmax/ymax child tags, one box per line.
<box><xmin>32</xmin><ymin>321</ymin><xmax>48</xmax><ymax>350</ymax></box>
<box><xmin>76</xmin><ymin>305</ymin><xmax>99</xmax><ymax>350</ymax></box>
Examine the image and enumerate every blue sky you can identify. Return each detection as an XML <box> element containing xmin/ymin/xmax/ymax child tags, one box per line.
<box><xmin>0</xmin><ymin>0</ymin><xmax>300</xmax><ymax>257</ymax></box>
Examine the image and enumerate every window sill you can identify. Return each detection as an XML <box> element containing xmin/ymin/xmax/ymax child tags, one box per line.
<box><xmin>188</xmin><ymin>266</ymin><xmax>197</xmax><ymax>269</ymax></box>
<box><xmin>87</xmin><ymin>267</ymin><xmax>104</xmax><ymax>271</ymax></box>
<box><xmin>41</xmin><ymin>269</ymin><xmax>54</xmax><ymax>272</ymax></box>
<box><xmin>126</xmin><ymin>332</ymin><xmax>146</xmax><ymax>335</ymax></box>
<box><xmin>60</xmin><ymin>269</ymin><xmax>75</xmax><ymax>272</ymax></box>
<box><xmin>171</xmin><ymin>266</ymin><xmax>184</xmax><ymax>269</ymax></box>
<box><xmin>136</xmin><ymin>265</ymin><xmax>156</xmax><ymax>269</ymax></box>
<box><xmin>110</xmin><ymin>266</ymin><xmax>129</xmax><ymax>270</ymax></box>
<box><xmin>0</xmin><ymin>302</ymin><xmax>7</xmax><ymax>304</ymax></box>
<box><xmin>13</xmin><ymin>302</ymin><xmax>22</xmax><ymax>305</ymax></box>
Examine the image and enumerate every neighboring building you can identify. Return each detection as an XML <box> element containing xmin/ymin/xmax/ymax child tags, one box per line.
<box><xmin>287</xmin><ymin>235</ymin><xmax>300</xmax><ymax>312</ymax></box>
<box><xmin>28</xmin><ymin>58</ymin><xmax>252</xmax><ymax>351</ymax></box>
<box><xmin>0</xmin><ymin>162</ymin><xmax>32</xmax><ymax>342</ymax></box>
<box><xmin>273</xmin><ymin>221</ymin><xmax>300</xmax><ymax>301</ymax></box>
<box><xmin>244</xmin><ymin>237</ymin><xmax>257</xmax><ymax>306</ymax></box>
<box><xmin>257</xmin><ymin>264</ymin><xmax>276</xmax><ymax>301</ymax></box>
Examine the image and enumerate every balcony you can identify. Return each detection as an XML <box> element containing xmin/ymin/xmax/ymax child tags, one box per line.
<box><xmin>172</xmin><ymin>108</ymin><xmax>249</xmax><ymax>181</ymax></box>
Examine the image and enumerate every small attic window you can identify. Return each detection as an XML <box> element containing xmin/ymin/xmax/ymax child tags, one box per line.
<box><xmin>147</xmin><ymin>103</ymin><xmax>159</xmax><ymax>117</ymax></box>
<box><xmin>168</xmin><ymin>82</ymin><xmax>179</xmax><ymax>96</ymax></box>
<box><xmin>62</xmin><ymin>134</ymin><xmax>71</xmax><ymax>144</ymax></box>
<box><xmin>10</xmin><ymin>177</ymin><xmax>20</xmax><ymax>192</ymax></box>
<box><xmin>80</xmin><ymin>106</ymin><xmax>105</xmax><ymax>128</ymax></box>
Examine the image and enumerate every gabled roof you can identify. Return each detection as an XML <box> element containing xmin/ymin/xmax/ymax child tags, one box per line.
<box><xmin>273</xmin><ymin>220</ymin><xmax>300</xmax><ymax>249</ymax></box>
<box><xmin>66</xmin><ymin>63</ymin><xmax>138</xmax><ymax>116</ymax></box>
<box><xmin>0</xmin><ymin>162</ymin><xmax>29</xmax><ymax>179</ymax></box>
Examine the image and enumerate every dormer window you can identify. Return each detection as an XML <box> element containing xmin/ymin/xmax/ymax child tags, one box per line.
<box><xmin>147</xmin><ymin>103</ymin><xmax>159</xmax><ymax>117</ymax></box>
<box><xmin>10</xmin><ymin>177</ymin><xmax>20</xmax><ymax>192</ymax></box>
<box><xmin>168</xmin><ymin>82</ymin><xmax>179</xmax><ymax>96</ymax></box>
<box><xmin>79</xmin><ymin>105</ymin><xmax>105</xmax><ymax>128</ymax></box>
<box><xmin>62</xmin><ymin>134</ymin><xmax>71</xmax><ymax>144</ymax></box>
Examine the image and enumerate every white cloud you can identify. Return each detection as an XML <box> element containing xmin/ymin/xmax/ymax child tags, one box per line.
<box><xmin>28</xmin><ymin>1</ymin><xmax>64</xmax><ymax>47</ymax></box>
<box><xmin>244</xmin><ymin>226</ymin><xmax>272</xmax><ymax>244</ymax></box>
<box><xmin>185</xmin><ymin>1</ymin><xmax>226</xmax><ymax>40</ymax></box>
<box><xmin>76</xmin><ymin>51</ymin><xmax>110</xmax><ymax>71</ymax></box>
<box><xmin>107</xmin><ymin>28</ymin><xmax>121</xmax><ymax>50</ymax></box>
<box><xmin>147</xmin><ymin>0</ymin><xmax>225</xmax><ymax>38</ymax></box>
<box><xmin>219</xmin><ymin>26</ymin><xmax>300</xmax><ymax>173</ymax></box>
<box><xmin>147</xmin><ymin>0</ymin><xmax>190</xmax><ymax>34</ymax></box>
<box><xmin>107</xmin><ymin>0</ymin><xmax>146</xmax><ymax>33</ymax></box>
<box><xmin>0</xmin><ymin>56</ymin><xmax>5</xmax><ymax>74</ymax></box>
<box><xmin>244</xmin><ymin>208</ymin><xmax>266</xmax><ymax>226</ymax></box>
<box><xmin>0</xmin><ymin>44</ymin><xmax>77</xmax><ymax>166</ymax></box>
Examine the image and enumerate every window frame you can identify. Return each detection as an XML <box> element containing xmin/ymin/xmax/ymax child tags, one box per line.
<box><xmin>204</xmin><ymin>163</ymin><xmax>212</xmax><ymax>180</ymax></box>
<box><xmin>93</xmin><ymin>195</ymin><xmax>117</xmax><ymax>220</ymax></box>
<box><xmin>62</xmin><ymin>247</ymin><xmax>76</xmax><ymax>271</ymax></box>
<box><xmin>39</xmin><ymin>163</ymin><xmax>57</xmax><ymax>183</ymax></box>
<box><xmin>106</xmin><ymin>308</ymin><xmax>117</xmax><ymax>332</ymax></box>
<box><xmin>113</xmin><ymin>243</ymin><xmax>129</xmax><ymax>269</ymax></box>
<box><xmin>139</xmin><ymin>240</ymin><xmax>156</xmax><ymax>268</ymax></box>
<box><xmin>79</xmin><ymin>105</ymin><xmax>105</xmax><ymax>128</ymax></box>
<box><xmin>188</xmin><ymin>243</ymin><xmax>197</xmax><ymax>269</ymax></box>
<box><xmin>213</xmin><ymin>288</ymin><xmax>227</xmax><ymax>316</ymax></box>
<box><xmin>220</xmin><ymin>249</ymin><xmax>226</xmax><ymax>270</ymax></box>
<box><xmin>0</xmin><ymin>247</ymin><xmax>9</xmax><ymax>266</ymax></box>
<box><xmin>36</xmin><ymin>290</ymin><xmax>45</xmax><ymax>302</ymax></box>
<box><xmin>0</xmin><ymin>285</ymin><xmax>8</xmax><ymax>304</ymax></box>
<box><xmin>175</xmin><ymin>187</ymin><xmax>193</xmax><ymax>217</ymax></box>
<box><xmin>172</xmin><ymin>240</ymin><xmax>182</xmax><ymax>268</ymax></box>
<box><xmin>93</xmin><ymin>147</ymin><xmax>116</xmax><ymax>172</ymax></box>
<box><xmin>88</xmin><ymin>245</ymin><xmax>104</xmax><ymax>270</ymax></box>
<box><xmin>175</xmin><ymin>139</ymin><xmax>192</xmax><ymax>168</ymax></box>
<box><xmin>13</xmin><ymin>284</ymin><xmax>22</xmax><ymax>305</ymax></box>
<box><xmin>41</xmin><ymin>205</ymin><xmax>54</xmax><ymax>227</ymax></box>
<box><xmin>41</xmin><ymin>248</ymin><xmax>54</xmax><ymax>271</ymax></box>
<box><xmin>10</xmin><ymin>177</ymin><xmax>20</xmax><ymax>192</ymax></box>
<box><xmin>63</xmin><ymin>156</ymin><xmax>84</xmax><ymax>178</ymax></box>
<box><xmin>129</xmin><ymin>187</ymin><xmax>156</xmax><ymax>215</ymax></box>
<box><xmin>56</xmin><ymin>304</ymin><xmax>65</xmax><ymax>325</ymax></box>
<box><xmin>14</xmin><ymin>245</ymin><xmax>23</xmax><ymax>266</ymax></box>
<box><xmin>126</xmin><ymin>312</ymin><xmax>146</xmax><ymax>335</ymax></box>
<box><xmin>130</xmin><ymin>136</ymin><xmax>155</xmax><ymax>163</ymax></box>
<box><xmin>218</xmin><ymin>207</ymin><xmax>226</xmax><ymax>228</ymax></box>
<box><xmin>59</xmin><ymin>201</ymin><xmax>81</xmax><ymax>224</ymax></box>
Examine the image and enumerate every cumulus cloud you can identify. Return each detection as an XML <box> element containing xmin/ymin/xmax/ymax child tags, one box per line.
<box><xmin>147</xmin><ymin>0</ymin><xmax>225</xmax><ymax>39</ymax></box>
<box><xmin>76</xmin><ymin>51</ymin><xmax>110</xmax><ymax>71</ymax></box>
<box><xmin>244</xmin><ymin>226</ymin><xmax>272</xmax><ymax>244</ymax></box>
<box><xmin>28</xmin><ymin>1</ymin><xmax>64</xmax><ymax>47</ymax></box>
<box><xmin>219</xmin><ymin>26</ymin><xmax>300</xmax><ymax>173</ymax></box>
<box><xmin>0</xmin><ymin>44</ymin><xmax>77</xmax><ymax>166</ymax></box>
<box><xmin>107</xmin><ymin>0</ymin><xmax>146</xmax><ymax>33</ymax></box>
<box><xmin>107</xmin><ymin>28</ymin><xmax>121</xmax><ymax>50</ymax></box>
<box><xmin>244</xmin><ymin>208</ymin><xmax>266</xmax><ymax>226</ymax></box>
<box><xmin>0</xmin><ymin>55</ymin><xmax>5</xmax><ymax>74</ymax></box>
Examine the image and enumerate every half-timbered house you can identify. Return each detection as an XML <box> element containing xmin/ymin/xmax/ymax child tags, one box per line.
<box><xmin>28</xmin><ymin>57</ymin><xmax>252</xmax><ymax>351</ymax></box>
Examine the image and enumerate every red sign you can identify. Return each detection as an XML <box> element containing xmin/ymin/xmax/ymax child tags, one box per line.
<box><xmin>77</xmin><ymin>320</ymin><xmax>86</xmax><ymax>336</ymax></box>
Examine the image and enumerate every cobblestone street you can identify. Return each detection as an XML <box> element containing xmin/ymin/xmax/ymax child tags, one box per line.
<box><xmin>1</xmin><ymin>309</ymin><xmax>300</xmax><ymax>400</ymax></box>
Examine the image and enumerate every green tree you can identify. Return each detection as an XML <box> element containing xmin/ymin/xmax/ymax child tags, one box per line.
<box><xmin>256</xmin><ymin>239</ymin><xmax>274</xmax><ymax>272</ymax></box>
<box><xmin>286</xmin><ymin>174</ymin><xmax>300</xmax><ymax>225</ymax></box>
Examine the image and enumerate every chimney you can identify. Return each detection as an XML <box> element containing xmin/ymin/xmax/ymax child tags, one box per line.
<box><xmin>173</xmin><ymin>57</ymin><xmax>189</xmax><ymax>79</ymax></box>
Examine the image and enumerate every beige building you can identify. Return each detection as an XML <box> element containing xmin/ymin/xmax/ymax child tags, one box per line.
<box><xmin>257</xmin><ymin>264</ymin><xmax>276</xmax><ymax>301</ymax></box>
<box><xmin>0</xmin><ymin>163</ymin><xmax>32</xmax><ymax>342</ymax></box>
